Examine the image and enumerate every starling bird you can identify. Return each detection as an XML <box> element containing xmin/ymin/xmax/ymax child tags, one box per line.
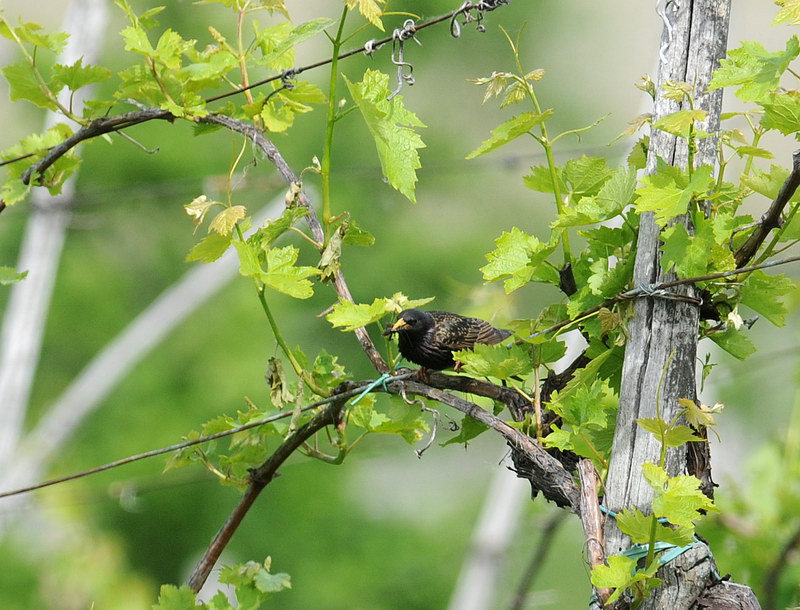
<box><xmin>383</xmin><ymin>308</ymin><xmax>512</xmax><ymax>372</ymax></box>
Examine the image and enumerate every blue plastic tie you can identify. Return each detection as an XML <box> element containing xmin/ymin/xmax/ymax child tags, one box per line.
<box><xmin>349</xmin><ymin>373</ymin><xmax>392</xmax><ymax>406</ymax></box>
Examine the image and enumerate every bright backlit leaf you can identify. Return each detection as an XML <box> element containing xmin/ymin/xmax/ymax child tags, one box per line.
<box><xmin>466</xmin><ymin>111</ymin><xmax>552</xmax><ymax>159</ymax></box>
<box><xmin>345</xmin><ymin>70</ymin><xmax>425</xmax><ymax>202</ymax></box>
<box><xmin>262</xmin><ymin>245</ymin><xmax>320</xmax><ymax>299</ymax></box>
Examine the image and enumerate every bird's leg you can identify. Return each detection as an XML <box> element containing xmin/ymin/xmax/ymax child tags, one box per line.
<box><xmin>416</xmin><ymin>367</ymin><xmax>431</xmax><ymax>383</ymax></box>
<box><xmin>453</xmin><ymin>360</ymin><xmax>463</xmax><ymax>373</ymax></box>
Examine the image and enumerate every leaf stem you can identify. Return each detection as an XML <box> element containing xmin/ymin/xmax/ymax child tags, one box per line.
<box><xmin>321</xmin><ymin>6</ymin><xmax>349</xmax><ymax>238</ymax></box>
<box><xmin>503</xmin><ymin>31</ymin><xmax>571</xmax><ymax>265</ymax></box>
<box><xmin>256</xmin><ymin>284</ymin><xmax>326</xmax><ymax>396</ymax></box>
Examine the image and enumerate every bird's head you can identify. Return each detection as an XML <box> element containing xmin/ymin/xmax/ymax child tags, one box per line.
<box><xmin>382</xmin><ymin>308</ymin><xmax>433</xmax><ymax>337</ymax></box>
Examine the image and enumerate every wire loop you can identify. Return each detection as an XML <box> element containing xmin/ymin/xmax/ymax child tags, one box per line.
<box><xmin>387</xmin><ymin>19</ymin><xmax>418</xmax><ymax>100</ymax></box>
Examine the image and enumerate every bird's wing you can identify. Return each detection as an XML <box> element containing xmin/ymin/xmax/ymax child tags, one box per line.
<box><xmin>432</xmin><ymin>312</ymin><xmax>510</xmax><ymax>350</ymax></box>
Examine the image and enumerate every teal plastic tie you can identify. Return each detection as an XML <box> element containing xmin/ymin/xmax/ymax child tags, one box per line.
<box><xmin>600</xmin><ymin>504</ymin><xmax>706</xmax><ymax>570</ymax></box>
<box><xmin>349</xmin><ymin>373</ymin><xmax>392</xmax><ymax>406</ymax></box>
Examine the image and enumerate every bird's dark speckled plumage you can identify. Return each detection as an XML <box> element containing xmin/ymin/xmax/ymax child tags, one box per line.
<box><xmin>383</xmin><ymin>309</ymin><xmax>511</xmax><ymax>371</ymax></box>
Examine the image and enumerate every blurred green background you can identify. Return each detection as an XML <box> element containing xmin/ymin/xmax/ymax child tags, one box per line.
<box><xmin>1</xmin><ymin>1</ymin><xmax>799</xmax><ymax>608</ymax></box>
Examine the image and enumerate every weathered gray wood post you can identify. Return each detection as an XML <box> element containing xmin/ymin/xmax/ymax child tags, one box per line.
<box><xmin>599</xmin><ymin>2</ymin><xmax>760</xmax><ymax>607</ymax></box>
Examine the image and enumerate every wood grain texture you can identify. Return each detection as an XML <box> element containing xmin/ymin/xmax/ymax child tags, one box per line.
<box><xmin>600</xmin><ymin>2</ymin><xmax>760</xmax><ymax>608</ymax></box>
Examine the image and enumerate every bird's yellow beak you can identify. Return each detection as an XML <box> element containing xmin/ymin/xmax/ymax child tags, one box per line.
<box><xmin>383</xmin><ymin>318</ymin><xmax>408</xmax><ymax>336</ymax></box>
<box><xmin>391</xmin><ymin>319</ymin><xmax>408</xmax><ymax>331</ymax></box>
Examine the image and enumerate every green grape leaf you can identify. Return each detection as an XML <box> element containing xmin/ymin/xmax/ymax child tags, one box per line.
<box><xmin>441</xmin><ymin>414</ymin><xmax>489</xmax><ymax>447</ymax></box>
<box><xmin>741</xmin><ymin>164</ymin><xmax>800</xmax><ymax>201</ymax></box>
<box><xmin>739</xmin><ymin>270</ymin><xmax>796</xmax><ymax>326</ymax></box>
<box><xmin>350</xmin><ymin>395</ymin><xmax>391</xmax><ymax>431</ymax></box>
<box><xmin>326</xmin><ymin>294</ymin><xmax>433</xmax><ymax>331</ymax></box>
<box><xmin>523</xmin><ymin>164</ymin><xmax>566</xmax><ymax>194</ymax></box>
<box><xmin>662</xmin><ymin>424</ymin><xmax>704</xmax><ymax>447</ymax></box>
<box><xmin>451</xmin><ymin>342</ymin><xmax>531</xmax><ymax>380</ymax></box>
<box><xmin>259</xmin><ymin>206</ymin><xmax>309</xmax><ymax>246</ymax></box>
<box><xmin>775</xmin><ymin>0</ymin><xmax>800</xmax><ymax>24</ymax></box>
<box><xmin>481</xmin><ymin>227</ymin><xmax>559</xmax><ymax>292</ymax></box>
<box><xmin>51</xmin><ymin>58</ymin><xmax>111</xmax><ymax>92</ymax></box>
<box><xmin>709</xmin><ymin>37</ymin><xmax>800</xmax><ymax>102</ymax></box>
<box><xmin>466</xmin><ymin>110</ymin><xmax>553</xmax><ymax>159</ymax></box>
<box><xmin>0</xmin><ymin>266</ymin><xmax>28</xmax><ymax>285</ymax></box>
<box><xmin>550</xmin><ymin>381</ymin><xmax>616</xmax><ymax>431</ymax></box>
<box><xmin>638</xmin><ymin>418</ymin><xmax>702</xmax><ymax>447</ymax></box>
<box><xmin>635</xmin><ymin>175</ymin><xmax>690</xmax><ymax>226</ymax></box>
<box><xmin>707</xmin><ymin>327</ymin><xmax>756</xmax><ymax>360</ymax></box>
<box><xmin>186</xmin><ymin>233</ymin><xmax>232</xmax><ymax>263</ymax></box>
<box><xmin>564</xmin><ymin>155</ymin><xmax>615</xmax><ymax>198</ymax></box>
<box><xmin>345</xmin><ymin>0</ymin><xmax>385</xmax><ymax>31</ymax></box>
<box><xmin>253</xmin><ymin>570</ymin><xmax>292</xmax><ymax>594</ymax></box>
<box><xmin>616</xmin><ymin>508</ymin><xmax>695</xmax><ymax>547</ymax></box>
<box><xmin>760</xmin><ymin>90</ymin><xmax>800</xmax><ymax>135</ymax></box>
<box><xmin>530</xmin><ymin>340</ymin><xmax>567</xmax><ymax>366</ymax></box>
<box><xmin>652</xmin><ymin>109</ymin><xmax>708</xmax><ymax>137</ymax></box>
<box><xmin>257</xmin><ymin>18</ymin><xmax>335</xmax><ymax>66</ymax></box>
<box><xmin>1</xmin><ymin>61</ymin><xmax>55</xmax><ymax>109</ymax></box>
<box><xmin>345</xmin><ymin>70</ymin><xmax>425</xmax><ymax>202</ymax></box>
<box><xmin>312</xmin><ymin>350</ymin><xmax>350</xmax><ymax>395</ymax></box>
<box><xmin>637</xmin><ymin>417</ymin><xmax>669</xmax><ymax>438</ymax></box>
<box><xmin>636</xmin><ymin>164</ymin><xmax>713</xmax><ymax>226</ymax></box>
<box><xmin>153</xmin><ymin>584</ymin><xmax>196</xmax><ymax>610</ymax></box>
<box><xmin>642</xmin><ymin>461</ymin><xmax>669</xmax><ymax>489</ymax></box>
<box><xmin>660</xmin><ymin>222</ymin><xmax>715</xmax><ymax>278</ymax></box>
<box><xmin>552</xmin><ymin>166</ymin><xmax>636</xmax><ymax>227</ymax></box>
<box><xmin>591</xmin><ymin>555</ymin><xmax>662</xmax><ymax>606</ymax></box>
<box><xmin>341</xmin><ymin>219</ymin><xmax>375</xmax><ymax>246</ymax></box>
<box><xmin>584</xmin><ymin>254</ymin><xmax>634</xmax><ymax>298</ymax></box>
<box><xmin>383</xmin><ymin>292</ymin><xmax>435</xmax><ymax>313</ymax></box>
<box><xmin>262</xmin><ymin>245</ymin><xmax>320</xmax><ymax>299</ymax></box>
<box><xmin>120</xmin><ymin>24</ymin><xmax>155</xmax><ymax>56</ymax></box>
<box><xmin>371</xmin><ymin>397</ymin><xmax>429</xmax><ymax>444</ymax></box>
<box><xmin>232</xmin><ymin>239</ymin><xmax>261</xmax><ymax>278</ymax></box>
<box><xmin>652</xmin><ymin>472</ymin><xmax>717</xmax><ymax>526</ymax></box>
<box><xmin>679</xmin><ymin>397</ymin><xmax>723</xmax><ymax>430</ymax></box>
<box><xmin>732</xmin><ymin>145</ymin><xmax>774</xmax><ymax>159</ymax></box>
<box><xmin>209</xmin><ymin>205</ymin><xmax>247</xmax><ymax>236</ymax></box>
<box><xmin>615</xmin><ymin>508</ymin><xmax>655</xmax><ymax>543</ymax></box>
<box><xmin>327</xmin><ymin>298</ymin><xmax>390</xmax><ymax>331</ymax></box>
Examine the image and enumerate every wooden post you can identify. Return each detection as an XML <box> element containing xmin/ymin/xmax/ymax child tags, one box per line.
<box><xmin>600</xmin><ymin>1</ymin><xmax>760</xmax><ymax>607</ymax></box>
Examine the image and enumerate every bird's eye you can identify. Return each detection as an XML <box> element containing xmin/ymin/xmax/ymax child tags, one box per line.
<box><xmin>407</xmin><ymin>318</ymin><xmax>416</xmax><ymax>325</ymax></box>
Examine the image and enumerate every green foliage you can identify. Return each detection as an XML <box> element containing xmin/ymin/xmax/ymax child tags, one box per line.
<box><xmin>709</xmin><ymin>37</ymin><xmax>800</xmax><ymax>102</ymax></box>
<box><xmin>543</xmin><ymin>377</ymin><xmax>617</xmax><ymax>467</ymax></box>
<box><xmin>326</xmin><ymin>293</ymin><xmax>434</xmax><ymax>332</ymax></box>
<box><xmin>635</xmin><ymin>161</ymin><xmax>714</xmax><ymax>227</ymax></box>
<box><xmin>616</xmin><ymin>508</ymin><xmax>695</xmax><ymax>547</ymax></box>
<box><xmin>480</xmin><ymin>227</ymin><xmax>559</xmax><ymax>292</ymax></box>
<box><xmin>4</xmin><ymin>1</ymin><xmax>800</xmax><ymax>606</ymax></box>
<box><xmin>451</xmin><ymin>342</ymin><xmax>532</xmax><ymax>380</ymax></box>
<box><xmin>591</xmin><ymin>555</ymin><xmax>662</xmax><ymax>606</ymax></box>
<box><xmin>344</xmin><ymin>70</ymin><xmax>426</xmax><ymax>203</ymax></box>
<box><xmin>154</xmin><ymin>558</ymin><xmax>290</xmax><ymax>610</ymax></box>
<box><xmin>345</xmin><ymin>0</ymin><xmax>386</xmax><ymax>31</ymax></box>
<box><xmin>0</xmin><ymin>266</ymin><xmax>28</xmax><ymax>285</ymax></box>
<box><xmin>466</xmin><ymin>111</ymin><xmax>553</xmax><ymax>159</ymax></box>
<box><xmin>440</xmin><ymin>414</ymin><xmax>489</xmax><ymax>447</ymax></box>
<box><xmin>739</xmin><ymin>270</ymin><xmax>796</xmax><ymax>325</ymax></box>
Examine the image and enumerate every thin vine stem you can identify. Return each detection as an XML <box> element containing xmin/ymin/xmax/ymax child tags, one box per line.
<box><xmin>255</xmin><ymin>284</ymin><xmax>326</xmax><ymax>396</ymax></box>
<box><xmin>501</xmin><ymin>26</ymin><xmax>572</xmax><ymax>265</ymax></box>
<box><xmin>321</xmin><ymin>6</ymin><xmax>349</xmax><ymax>237</ymax></box>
